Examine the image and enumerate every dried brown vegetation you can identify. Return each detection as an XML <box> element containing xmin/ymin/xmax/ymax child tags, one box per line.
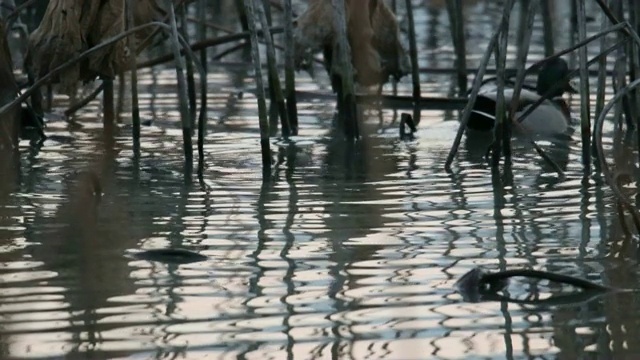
<box><xmin>26</xmin><ymin>0</ymin><xmax>167</xmax><ymax>94</ymax></box>
<box><xmin>0</xmin><ymin>19</ymin><xmax>20</xmax><ymax>150</ymax></box>
<box><xmin>294</xmin><ymin>0</ymin><xmax>409</xmax><ymax>88</ymax></box>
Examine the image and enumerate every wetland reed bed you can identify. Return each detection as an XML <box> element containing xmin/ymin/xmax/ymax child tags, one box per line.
<box><xmin>0</xmin><ymin>0</ymin><xmax>638</xmax><ymax>203</ymax></box>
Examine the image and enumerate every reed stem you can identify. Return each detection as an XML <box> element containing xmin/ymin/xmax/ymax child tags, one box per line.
<box><xmin>179</xmin><ymin>3</ymin><xmax>197</xmax><ymax>136</ymax></box>
<box><xmin>405</xmin><ymin>0</ymin><xmax>421</xmax><ymax>101</ymax></box>
<box><xmin>331</xmin><ymin>0</ymin><xmax>358</xmax><ymax>140</ymax></box>
<box><xmin>283</xmin><ymin>0</ymin><xmax>298</xmax><ymax>135</ymax></box>
<box><xmin>198</xmin><ymin>0</ymin><xmax>208</xmax><ymax>74</ymax></box>
<box><xmin>541</xmin><ymin>0</ymin><xmax>555</xmax><ymax>56</ymax></box>
<box><xmin>126</xmin><ymin>0</ymin><xmax>140</xmax><ymax>152</ymax></box>
<box><xmin>491</xmin><ymin>0</ymin><xmax>515</xmax><ymax>168</ymax></box>
<box><xmin>243</xmin><ymin>0</ymin><xmax>272</xmax><ymax>176</ymax></box>
<box><xmin>445</xmin><ymin>27</ymin><xmax>500</xmax><ymax>170</ymax></box>
<box><xmin>258</xmin><ymin>0</ymin><xmax>290</xmax><ymax>138</ymax></box>
<box><xmin>446</xmin><ymin>0</ymin><xmax>467</xmax><ymax>95</ymax></box>
<box><xmin>165</xmin><ymin>0</ymin><xmax>193</xmax><ymax>171</ymax></box>
<box><xmin>576</xmin><ymin>0</ymin><xmax>591</xmax><ymax>175</ymax></box>
<box><xmin>506</xmin><ymin>0</ymin><xmax>539</xmax><ymax>162</ymax></box>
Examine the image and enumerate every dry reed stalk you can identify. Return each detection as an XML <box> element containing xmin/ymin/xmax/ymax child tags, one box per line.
<box><xmin>505</xmin><ymin>0</ymin><xmax>539</xmax><ymax>162</ymax></box>
<box><xmin>331</xmin><ymin>0</ymin><xmax>358</xmax><ymax>140</ymax></box>
<box><xmin>243</xmin><ymin>0</ymin><xmax>272</xmax><ymax>177</ymax></box>
<box><xmin>444</xmin><ymin>26</ymin><xmax>500</xmax><ymax>170</ymax></box>
<box><xmin>541</xmin><ymin>0</ymin><xmax>555</xmax><ymax>57</ymax></box>
<box><xmin>445</xmin><ymin>0</ymin><xmax>467</xmax><ymax>95</ymax></box>
<box><xmin>405</xmin><ymin>0</ymin><xmax>421</xmax><ymax>101</ymax></box>
<box><xmin>127</xmin><ymin>0</ymin><xmax>141</xmax><ymax>151</ymax></box>
<box><xmin>258</xmin><ymin>0</ymin><xmax>290</xmax><ymax>137</ymax></box>
<box><xmin>179</xmin><ymin>3</ymin><xmax>197</xmax><ymax>135</ymax></box>
<box><xmin>490</xmin><ymin>0</ymin><xmax>515</xmax><ymax>168</ymax></box>
<box><xmin>577</xmin><ymin>0</ymin><xmax>591</xmax><ymax>175</ymax></box>
<box><xmin>165</xmin><ymin>0</ymin><xmax>193</xmax><ymax>172</ymax></box>
<box><xmin>283</xmin><ymin>0</ymin><xmax>298</xmax><ymax>135</ymax></box>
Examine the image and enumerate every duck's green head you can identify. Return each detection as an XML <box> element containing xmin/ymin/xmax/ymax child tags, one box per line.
<box><xmin>536</xmin><ymin>58</ymin><xmax>577</xmax><ymax>98</ymax></box>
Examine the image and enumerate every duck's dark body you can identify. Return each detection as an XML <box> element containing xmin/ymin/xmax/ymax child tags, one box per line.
<box><xmin>466</xmin><ymin>58</ymin><xmax>576</xmax><ymax>138</ymax></box>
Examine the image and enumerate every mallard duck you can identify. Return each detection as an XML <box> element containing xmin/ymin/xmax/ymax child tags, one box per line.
<box><xmin>467</xmin><ymin>58</ymin><xmax>576</xmax><ymax>137</ymax></box>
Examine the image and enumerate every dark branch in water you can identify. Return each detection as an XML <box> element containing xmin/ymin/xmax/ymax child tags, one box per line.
<box><xmin>456</xmin><ymin>267</ymin><xmax>612</xmax><ymax>305</ymax></box>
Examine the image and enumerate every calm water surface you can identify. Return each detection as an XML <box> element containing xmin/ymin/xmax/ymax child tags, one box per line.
<box><xmin>1</xmin><ymin>1</ymin><xmax>639</xmax><ymax>359</ymax></box>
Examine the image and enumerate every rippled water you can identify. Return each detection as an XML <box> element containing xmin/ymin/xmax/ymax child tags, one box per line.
<box><xmin>1</xmin><ymin>1</ymin><xmax>640</xmax><ymax>359</ymax></box>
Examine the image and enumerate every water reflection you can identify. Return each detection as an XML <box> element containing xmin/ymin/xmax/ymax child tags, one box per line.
<box><xmin>1</xmin><ymin>0</ymin><xmax>639</xmax><ymax>359</ymax></box>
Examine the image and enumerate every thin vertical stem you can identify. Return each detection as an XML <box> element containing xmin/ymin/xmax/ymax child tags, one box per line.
<box><xmin>102</xmin><ymin>76</ymin><xmax>115</xmax><ymax>133</ymax></box>
<box><xmin>491</xmin><ymin>0</ymin><xmax>515</xmax><ymax>168</ymax></box>
<box><xmin>243</xmin><ymin>0</ymin><xmax>271</xmax><ymax>176</ymax></box>
<box><xmin>116</xmin><ymin>71</ymin><xmax>125</xmax><ymax>121</ymax></box>
<box><xmin>283</xmin><ymin>0</ymin><xmax>298</xmax><ymax>135</ymax></box>
<box><xmin>445</xmin><ymin>28</ymin><xmax>501</xmax><ymax>170</ymax></box>
<box><xmin>165</xmin><ymin>0</ymin><xmax>193</xmax><ymax>171</ymax></box>
<box><xmin>179</xmin><ymin>3</ymin><xmax>197</xmax><ymax>135</ymax></box>
<box><xmin>446</xmin><ymin>0</ymin><xmax>467</xmax><ymax>95</ymax></box>
<box><xmin>577</xmin><ymin>0</ymin><xmax>591</xmax><ymax>175</ymax></box>
<box><xmin>258</xmin><ymin>0</ymin><xmax>290</xmax><ymax>137</ymax></box>
<box><xmin>236</xmin><ymin>0</ymin><xmax>249</xmax><ymax>31</ymax></box>
<box><xmin>198</xmin><ymin>0</ymin><xmax>208</xmax><ymax>74</ymax></box>
<box><xmin>331</xmin><ymin>0</ymin><xmax>358</xmax><ymax>140</ymax></box>
<box><xmin>626</xmin><ymin>0</ymin><xmax>640</xmax><ymax>128</ymax></box>
<box><xmin>594</xmin><ymin>4</ymin><xmax>608</xmax><ymax>141</ymax></box>
<box><xmin>405</xmin><ymin>0</ymin><xmax>421</xmax><ymax>101</ymax></box>
<box><xmin>126</xmin><ymin>0</ymin><xmax>140</xmax><ymax>152</ymax></box>
<box><xmin>506</xmin><ymin>0</ymin><xmax>538</xmax><ymax>162</ymax></box>
<box><xmin>541</xmin><ymin>0</ymin><xmax>555</xmax><ymax>57</ymax></box>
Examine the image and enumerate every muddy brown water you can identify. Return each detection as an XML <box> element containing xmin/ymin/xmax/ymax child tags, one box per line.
<box><xmin>0</xmin><ymin>1</ymin><xmax>639</xmax><ymax>359</ymax></box>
